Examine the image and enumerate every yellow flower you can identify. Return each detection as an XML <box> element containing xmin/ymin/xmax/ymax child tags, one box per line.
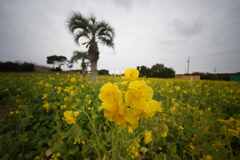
<box><xmin>102</xmin><ymin>102</ymin><xmax>126</xmax><ymax>126</ymax></box>
<box><xmin>70</xmin><ymin>77</ymin><xmax>77</xmax><ymax>83</ymax></box>
<box><xmin>202</xmin><ymin>155</ymin><xmax>213</xmax><ymax>160</ymax></box>
<box><xmin>159</xmin><ymin>122</ymin><xmax>168</xmax><ymax>138</ymax></box>
<box><xmin>123</xmin><ymin>68</ymin><xmax>139</xmax><ymax>81</ymax></box>
<box><xmin>188</xmin><ymin>143</ymin><xmax>195</xmax><ymax>151</ymax></box>
<box><xmin>50</xmin><ymin>152</ymin><xmax>61</xmax><ymax>160</ymax></box>
<box><xmin>64</xmin><ymin>86</ymin><xmax>77</xmax><ymax>95</ymax></box>
<box><xmin>128</xmin><ymin>127</ymin><xmax>134</xmax><ymax>133</ymax></box>
<box><xmin>128</xmin><ymin>139</ymin><xmax>140</xmax><ymax>159</ymax></box>
<box><xmin>63</xmin><ymin>111</ymin><xmax>80</xmax><ymax>125</ymax></box>
<box><xmin>99</xmin><ymin>68</ymin><xmax>162</xmax><ymax>132</ymax></box>
<box><xmin>60</xmin><ymin>105</ymin><xmax>67</xmax><ymax>110</ymax></box>
<box><xmin>43</xmin><ymin>102</ymin><xmax>49</xmax><ymax>112</ymax></box>
<box><xmin>125</xmin><ymin>80</ymin><xmax>153</xmax><ymax>107</ymax></box>
<box><xmin>99</xmin><ymin>83</ymin><xmax>127</xmax><ymax>126</ymax></box>
<box><xmin>170</xmin><ymin>105</ymin><xmax>177</xmax><ymax>113</ymax></box>
<box><xmin>124</xmin><ymin>111</ymin><xmax>140</xmax><ymax>130</ymax></box>
<box><xmin>99</xmin><ymin>83</ymin><xmax>123</xmax><ymax>106</ymax></box>
<box><xmin>142</xmin><ymin>100</ymin><xmax>162</xmax><ymax>118</ymax></box>
<box><xmin>144</xmin><ymin>130</ymin><xmax>152</xmax><ymax>144</ymax></box>
<box><xmin>56</xmin><ymin>86</ymin><xmax>62</xmax><ymax>94</ymax></box>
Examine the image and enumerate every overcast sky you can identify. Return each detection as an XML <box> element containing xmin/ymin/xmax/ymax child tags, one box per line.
<box><xmin>0</xmin><ymin>0</ymin><xmax>240</xmax><ymax>73</ymax></box>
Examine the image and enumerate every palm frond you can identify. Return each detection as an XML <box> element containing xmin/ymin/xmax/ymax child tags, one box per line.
<box><xmin>89</xmin><ymin>16</ymin><xmax>96</xmax><ymax>25</ymax></box>
<box><xmin>68</xmin><ymin>12</ymin><xmax>90</xmax><ymax>34</ymax></box>
<box><xmin>74</xmin><ymin>30</ymin><xmax>91</xmax><ymax>45</ymax></box>
<box><xmin>71</xmin><ymin>51</ymin><xmax>88</xmax><ymax>63</ymax></box>
<box><xmin>87</xmin><ymin>15</ymin><xmax>97</xmax><ymax>34</ymax></box>
<box><xmin>95</xmin><ymin>21</ymin><xmax>115</xmax><ymax>47</ymax></box>
<box><xmin>68</xmin><ymin>12</ymin><xmax>115</xmax><ymax>53</ymax></box>
<box><xmin>98</xmin><ymin>36</ymin><xmax>114</xmax><ymax>47</ymax></box>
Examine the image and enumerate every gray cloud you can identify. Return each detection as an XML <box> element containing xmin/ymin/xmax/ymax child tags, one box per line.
<box><xmin>0</xmin><ymin>0</ymin><xmax>240</xmax><ymax>73</ymax></box>
<box><xmin>171</xmin><ymin>18</ymin><xmax>204</xmax><ymax>37</ymax></box>
<box><xmin>112</xmin><ymin>0</ymin><xmax>133</xmax><ymax>8</ymax></box>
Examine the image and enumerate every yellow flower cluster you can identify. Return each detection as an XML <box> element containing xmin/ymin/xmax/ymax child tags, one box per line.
<box><xmin>64</xmin><ymin>86</ymin><xmax>77</xmax><ymax>96</ymax></box>
<box><xmin>42</xmin><ymin>94</ymin><xmax>49</xmax><ymax>112</ymax></box>
<box><xmin>70</xmin><ymin>77</ymin><xmax>77</xmax><ymax>83</ymax></box>
<box><xmin>159</xmin><ymin>122</ymin><xmax>169</xmax><ymax>138</ymax></box>
<box><xmin>127</xmin><ymin>139</ymin><xmax>140</xmax><ymax>159</ymax></box>
<box><xmin>144</xmin><ymin>130</ymin><xmax>152</xmax><ymax>144</ymax></box>
<box><xmin>201</xmin><ymin>155</ymin><xmax>213</xmax><ymax>160</ymax></box>
<box><xmin>63</xmin><ymin>110</ymin><xmax>80</xmax><ymax>125</ymax></box>
<box><xmin>124</xmin><ymin>68</ymin><xmax>139</xmax><ymax>81</ymax></box>
<box><xmin>55</xmin><ymin>86</ymin><xmax>62</xmax><ymax>94</ymax></box>
<box><xmin>99</xmin><ymin>68</ymin><xmax>162</xmax><ymax>131</ymax></box>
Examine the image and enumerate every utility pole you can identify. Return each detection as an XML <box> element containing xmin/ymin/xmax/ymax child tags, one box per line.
<box><xmin>187</xmin><ymin>56</ymin><xmax>190</xmax><ymax>74</ymax></box>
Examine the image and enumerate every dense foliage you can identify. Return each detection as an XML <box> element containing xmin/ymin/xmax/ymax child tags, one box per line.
<box><xmin>0</xmin><ymin>71</ymin><xmax>240</xmax><ymax>160</ymax></box>
<box><xmin>192</xmin><ymin>72</ymin><xmax>240</xmax><ymax>81</ymax></box>
<box><xmin>0</xmin><ymin>61</ymin><xmax>34</xmax><ymax>72</ymax></box>
<box><xmin>46</xmin><ymin>55</ymin><xmax>67</xmax><ymax>71</ymax></box>
<box><xmin>46</xmin><ymin>55</ymin><xmax>67</xmax><ymax>65</ymax></box>
<box><xmin>98</xmin><ymin>69</ymin><xmax>110</xmax><ymax>75</ymax></box>
<box><xmin>137</xmin><ymin>64</ymin><xmax>175</xmax><ymax>78</ymax></box>
<box><xmin>71</xmin><ymin>51</ymin><xmax>89</xmax><ymax>75</ymax></box>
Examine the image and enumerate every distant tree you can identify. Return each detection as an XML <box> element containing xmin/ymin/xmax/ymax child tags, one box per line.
<box><xmin>98</xmin><ymin>69</ymin><xmax>110</xmax><ymax>75</ymax></box>
<box><xmin>150</xmin><ymin>64</ymin><xmax>164</xmax><ymax>77</ymax></box>
<box><xmin>0</xmin><ymin>61</ymin><xmax>34</xmax><ymax>72</ymax></box>
<box><xmin>137</xmin><ymin>65</ymin><xmax>151</xmax><ymax>77</ymax></box>
<box><xmin>47</xmin><ymin>55</ymin><xmax>57</xmax><ymax>67</ymax></box>
<box><xmin>68</xmin><ymin>12</ymin><xmax>115</xmax><ymax>80</ymax></box>
<box><xmin>150</xmin><ymin>63</ymin><xmax>175</xmax><ymax>78</ymax></box>
<box><xmin>46</xmin><ymin>55</ymin><xmax>67</xmax><ymax>71</ymax></box>
<box><xmin>71</xmin><ymin>51</ymin><xmax>89</xmax><ymax>75</ymax></box>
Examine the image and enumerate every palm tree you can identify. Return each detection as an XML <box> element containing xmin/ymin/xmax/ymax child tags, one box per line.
<box><xmin>68</xmin><ymin>13</ymin><xmax>115</xmax><ymax>80</ymax></box>
<box><xmin>71</xmin><ymin>50</ymin><xmax>89</xmax><ymax>75</ymax></box>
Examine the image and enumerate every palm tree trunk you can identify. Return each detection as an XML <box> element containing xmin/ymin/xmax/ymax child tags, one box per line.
<box><xmin>90</xmin><ymin>60</ymin><xmax>97</xmax><ymax>81</ymax></box>
<box><xmin>88</xmin><ymin>40</ymin><xmax>99</xmax><ymax>81</ymax></box>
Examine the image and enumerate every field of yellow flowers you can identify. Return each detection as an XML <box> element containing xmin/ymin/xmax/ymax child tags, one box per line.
<box><xmin>0</xmin><ymin>69</ymin><xmax>240</xmax><ymax>160</ymax></box>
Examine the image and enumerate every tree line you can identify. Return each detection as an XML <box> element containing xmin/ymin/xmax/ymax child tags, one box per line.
<box><xmin>192</xmin><ymin>72</ymin><xmax>240</xmax><ymax>81</ymax></box>
<box><xmin>0</xmin><ymin>61</ymin><xmax>34</xmax><ymax>72</ymax></box>
<box><xmin>137</xmin><ymin>64</ymin><xmax>175</xmax><ymax>78</ymax></box>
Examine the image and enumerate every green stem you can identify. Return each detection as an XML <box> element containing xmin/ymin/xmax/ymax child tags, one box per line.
<box><xmin>111</xmin><ymin>125</ymin><xmax>120</xmax><ymax>160</ymax></box>
<box><xmin>83</xmin><ymin>110</ymin><xmax>103</xmax><ymax>159</ymax></box>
